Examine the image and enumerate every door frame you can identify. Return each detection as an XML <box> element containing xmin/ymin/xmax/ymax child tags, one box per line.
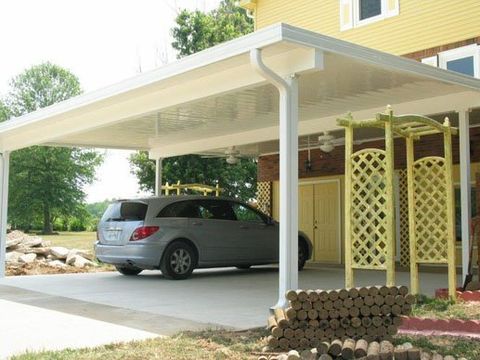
<box><xmin>298</xmin><ymin>178</ymin><xmax>342</xmax><ymax>264</ymax></box>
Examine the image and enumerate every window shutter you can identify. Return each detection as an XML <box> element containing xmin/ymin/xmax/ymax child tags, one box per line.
<box><xmin>340</xmin><ymin>0</ymin><xmax>353</xmax><ymax>31</ymax></box>
<box><xmin>385</xmin><ymin>0</ymin><xmax>399</xmax><ymax>18</ymax></box>
<box><xmin>422</xmin><ymin>56</ymin><xmax>438</xmax><ymax>67</ymax></box>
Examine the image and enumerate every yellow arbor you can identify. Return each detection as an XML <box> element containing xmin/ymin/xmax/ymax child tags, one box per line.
<box><xmin>161</xmin><ymin>181</ymin><xmax>222</xmax><ymax>196</ymax></box>
<box><xmin>338</xmin><ymin>106</ymin><xmax>457</xmax><ymax>299</ymax></box>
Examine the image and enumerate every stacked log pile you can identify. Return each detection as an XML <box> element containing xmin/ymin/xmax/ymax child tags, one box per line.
<box><xmin>258</xmin><ymin>340</ymin><xmax>467</xmax><ymax>360</ymax></box>
<box><xmin>266</xmin><ymin>286</ymin><xmax>415</xmax><ymax>352</ymax></box>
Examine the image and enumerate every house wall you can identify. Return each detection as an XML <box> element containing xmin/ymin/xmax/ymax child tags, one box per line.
<box><xmin>263</xmin><ymin>127</ymin><xmax>480</xmax><ymax>266</ymax></box>
<box><xmin>253</xmin><ymin>0</ymin><xmax>480</xmax><ymax>56</ymax></box>
<box><xmin>259</xmin><ymin>127</ymin><xmax>480</xmax><ymax>182</ymax></box>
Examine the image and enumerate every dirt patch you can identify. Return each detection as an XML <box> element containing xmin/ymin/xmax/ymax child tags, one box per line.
<box><xmin>6</xmin><ymin>262</ymin><xmax>114</xmax><ymax>276</ymax></box>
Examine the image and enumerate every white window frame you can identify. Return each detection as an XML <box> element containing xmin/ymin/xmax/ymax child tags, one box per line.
<box><xmin>438</xmin><ymin>44</ymin><xmax>480</xmax><ymax>78</ymax></box>
<box><xmin>353</xmin><ymin>0</ymin><xmax>386</xmax><ymax>27</ymax></box>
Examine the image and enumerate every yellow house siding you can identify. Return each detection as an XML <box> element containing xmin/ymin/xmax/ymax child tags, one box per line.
<box><xmin>255</xmin><ymin>0</ymin><xmax>480</xmax><ymax>55</ymax></box>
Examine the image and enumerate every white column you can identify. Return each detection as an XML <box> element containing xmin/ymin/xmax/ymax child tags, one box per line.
<box><xmin>249</xmin><ymin>48</ymin><xmax>299</xmax><ymax>309</ymax></box>
<box><xmin>276</xmin><ymin>75</ymin><xmax>299</xmax><ymax>308</ymax></box>
<box><xmin>459</xmin><ymin>109</ymin><xmax>471</xmax><ymax>286</ymax></box>
<box><xmin>0</xmin><ymin>152</ymin><xmax>10</xmax><ymax>278</ymax></box>
<box><xmin>155</xmin><ymin>157</ymin><xmax>163</xmax><ymax>196</ymax></box>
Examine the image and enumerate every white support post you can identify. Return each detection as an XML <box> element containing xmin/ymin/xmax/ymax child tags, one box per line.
<box><xmin>155</xmin><ymin>157</ymin><xmax>163</xmax><ymax>196</ymax></box>
<box><xmin>250</xmin><ymin>48</ymin><xmax>299</xmax><ymax>309</ymax></box>
<box><xmin>459</xmin><ymin>109</ymin><xmax>471</xmax><ymax>287</ymax></box>
<box><xmin>0</xmin><ymin>152</ymin><xmax>10</xmax><ymax>279</ymax></box>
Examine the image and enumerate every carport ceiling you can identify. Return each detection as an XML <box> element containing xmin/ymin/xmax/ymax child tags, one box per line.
<box><xmin>0</xmin><ymin>23</ymin><xmax>479</xmax><ymax>157</ymax></box>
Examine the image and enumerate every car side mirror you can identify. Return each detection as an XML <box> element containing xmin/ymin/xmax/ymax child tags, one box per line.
<box><xmin>265</xmin><ymin>217</ymin><xmax>275</xmax><ymax>226</ymax></box>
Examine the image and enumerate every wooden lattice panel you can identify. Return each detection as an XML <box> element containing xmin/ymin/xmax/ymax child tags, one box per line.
<box><xmin>397</xmin><ymin>169</ymin><xmax>410</xmax><ymax>267</ymax></box>
<box><xmin>412</xmin><ymin>157</ymin><xmax>448</xmax><ymax>263</ymax></box>
<box><xmin>350</xmin><ymin>149</ymin><xmax>388</xmax><ymax>269</ymax></box>
<box><xmin>256</xmin><ymin>181</ymin><xmax>272</xmax><ymax>216</ymax></box>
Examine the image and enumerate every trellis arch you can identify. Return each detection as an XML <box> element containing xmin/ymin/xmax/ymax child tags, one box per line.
<box><xmin>338</xmin><ymin>106</ymin><xmax>457</xmax><ymax>299</ymax></box>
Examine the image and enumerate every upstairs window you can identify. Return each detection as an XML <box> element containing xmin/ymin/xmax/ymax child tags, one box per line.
<box><xmin>340</xmin><ymin>0</ymin><xmax>399</xmax><ymax>31</ymax></box>
<box><xmin>359</xmin><ymin>0</ymin><xmax>382</xmax><ymax>21</ymax></box>
<box><xmin>422</xmin><ymin>44</ymin><xmax>480</xmax><ymax>78</ymax></box>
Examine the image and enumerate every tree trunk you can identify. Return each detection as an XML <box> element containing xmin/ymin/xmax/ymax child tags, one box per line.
<box><xmin>43</xmin><ymin>204</ymin><xmax>54</xmax><ymax>234</ymax></box>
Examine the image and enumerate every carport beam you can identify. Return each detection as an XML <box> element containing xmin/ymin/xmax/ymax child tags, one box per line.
<box><xmin>0</xmin><ymin>152</ymin><xmax>10</xmax><ymax>278</ymax></box>
<box><xmin>250</xmin><ymin>49</ymin><xmax>299</xmax><ymax>309</ymax></box>
<box><xmin>155</xmin><ymin>157</ymin><xmax>163</xmax><ymax>196</ymax></box>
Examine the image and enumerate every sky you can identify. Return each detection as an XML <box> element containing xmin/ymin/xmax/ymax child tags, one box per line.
<box><xmin>0</xmin><ymin>0</ymin><xmax>221</xmax><ymax>203</ymax></box>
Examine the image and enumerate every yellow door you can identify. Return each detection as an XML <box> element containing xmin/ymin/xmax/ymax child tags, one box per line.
<box><xmin>313</xmin><ymin>182</ymin><xmax>340</xmax><ymax>263</ymax></box>
<box><xmin>298</xmin><ymin>184</ymin><xmax>314</xmax><ymax>253</ymax></box>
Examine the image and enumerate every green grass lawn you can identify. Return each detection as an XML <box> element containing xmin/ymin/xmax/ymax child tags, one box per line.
<box><xmin>10</xmin><ymin>329</ymin><xmax>480</xmax><ymax>360</ymax></box>
<box><xmin>41</xmin><ymin>231</ymin><xmax>97</xmax><ymax>252</ymax></box>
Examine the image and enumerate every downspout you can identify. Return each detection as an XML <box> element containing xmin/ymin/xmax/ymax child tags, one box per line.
<box><xmin>250</xmin><ymin>48</ymin><xmax>299</xmax><ymax>309</ymax></box>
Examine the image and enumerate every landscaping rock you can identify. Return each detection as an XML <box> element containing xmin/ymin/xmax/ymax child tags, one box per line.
<box><xmin>50</xmin><ymin>246</ymin><xmax>69</xmax><ymax>260</ymax></box>
<box><xmin>19</xmin><ymin>253</ymin><xmax>37</xmax><ymax>264</ymax></box>
<box><xmin>72</xmin><ymin>255</ymin><xmax>95</xmax><ymax>268</ymax></box>
<box><xmin>6</xmin><ymin>237</ymin><xmax>21</xmax><ymax>250</ymax></box>
<box><xmin>24</xmin><ymin>247</ymin><xmax>51</xmax><ymax>256</ymax></box>
<box><xmin>21</xmin><ymin>236</ymin><xmax>43</xmax><ymax>248</ymax></box>
<box><xmin>66</xmin><ymin>249</ymin><xmax>93</xmax><ymax>264</ymax></box>
<box><xmin>6</xmin><ymin>251</ymin><xmax>23</xmax><ymax>264</ymax></box>
<box><xmin>49</xmin><ymin>260</ymin><xmax>67</xmax><ymax>268</ymax></box>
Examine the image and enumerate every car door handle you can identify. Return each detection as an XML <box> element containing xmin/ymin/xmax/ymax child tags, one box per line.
<box><xmin>192</xmin><ymin>221</ymin><xmax>203</xmax><ymax>226</ymax></box>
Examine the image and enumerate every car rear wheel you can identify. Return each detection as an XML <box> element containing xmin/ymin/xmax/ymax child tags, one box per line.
<box><xmin>115</xmin><ymin>265</ymin><xmax>143</xmax><ymax>276</ymax></box>
<box><xmin>298</xmin><ymin>241</ymin><xmax>307</xmax><ymax>271</ymax></box>
<box><xmin>161</xmin><ymin>242</ymin><xmax>196</xmax><ymax>280</ymax></box>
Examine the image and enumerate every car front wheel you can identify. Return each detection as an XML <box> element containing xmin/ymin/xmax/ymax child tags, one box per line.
<box><xmin>160</xmin><ymin>242</ymin><xmax>196</xmax><ymax>280</ymax></box>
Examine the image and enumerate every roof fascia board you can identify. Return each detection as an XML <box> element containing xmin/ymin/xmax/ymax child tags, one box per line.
<box><xmin>280</xmin><ymin>23</ymin><xmax>480</xmax><ymax>92</ymax></box>
<box><xmin>149</xmin><ymin>90</ymin><xmax>480</xmax><ymax>158</ymax></box>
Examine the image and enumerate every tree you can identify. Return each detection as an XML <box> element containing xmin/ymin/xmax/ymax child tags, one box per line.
<box><xmin>3</xmin><ymin>63</ymin><xmax>103</xmax><ymax>233</ymax></box>
<box><xmin>171</xmin><ymin>0</ymin><xmax>253</xmax><ymax>57</ymax></box>
<box><xmin>130</xmin><ymin>1</ymin><xmax>257</xmax><ymax>201</ymax></box>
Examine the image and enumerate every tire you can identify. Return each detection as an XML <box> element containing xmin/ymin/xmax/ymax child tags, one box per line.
<box><xmin>115</xmin><ymin>265</ymin><xmax>143</xmax><ymax>276</ymax></box>
<box><xmin>298</xmin><ymin>241</ymin><xmax>308</xmax><ymax>271</ymax></box>
<box><xmin>236</xmin><ymin>265</ymin><xmax>252</xmax><ymax>270</ymax></box>
<box><xmin>160</xmin><ymin>242</ymin><xmax>196</xmax><ymax>280</ymax></box>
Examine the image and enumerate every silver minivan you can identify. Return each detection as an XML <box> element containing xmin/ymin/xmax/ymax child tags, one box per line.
<box><xmin>95</xmin><ymin>196</ymin><xmax>312</xmax><ymax>280</ymax></box>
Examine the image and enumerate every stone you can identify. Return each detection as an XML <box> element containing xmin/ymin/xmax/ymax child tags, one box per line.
<box><xmin>5</xmin><ymin>251</ymin><xmax>23</xmax><ymax>264</ymax></box>
<box><xmin>19</xmin><ymin>253</ymin><xmax>37</xmax><ymax>264</ymax></box>
<box><xmin>24</xmin><ymin>247</ymin><xmax>51</xmax><ymax>256</ymax></box>
<box><xmin>50</xmin><ymin>246</ymin><xmax>69</xmax><ymax>260</ymax></box>
<box><xmin>66</xmin><ymin>249</ymin><xmax>93</xmax><ymax>264</ymax></box>
<box><xmin>72</xmin><ymin>255</ymin><xmax>95</xmax><ymax>268</ymax></box>
<box><xmin>21</xmin><ymin>236</ymin><xmax>43</xmax><ymax>248</ymax></box>
<box><xmin>6</xmin><ymin>238</ymin><xmax>21</xmax><ymax>250</ymax></box>
<box><xmin>49</xmin><ymin>260</ymin><xmax>67</xmax><ymax>268</ymax></box>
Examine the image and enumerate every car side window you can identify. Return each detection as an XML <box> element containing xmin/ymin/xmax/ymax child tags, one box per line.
<box><xmin>197</xmin><ymin>200</ymin><xmax>236</xmax><ymax>221</ymax></box>
<box><xmin>231</xmin><ymin>202</ymin><xmax>265</xmax><ymax>223</ymax></box>
<box><xmin>158</xmin><ymin>201</ymin><xmax>200</xmax><ymax>218</ymax></box>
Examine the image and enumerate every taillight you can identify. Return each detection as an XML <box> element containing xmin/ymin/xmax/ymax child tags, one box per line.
<box><xmin>130</xmin><ymin>226</ymin><xmax>159</xmax><ymax>241</ymax></box>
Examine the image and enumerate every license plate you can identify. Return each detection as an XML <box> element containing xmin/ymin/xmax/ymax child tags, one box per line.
<box><xmin>105</xmin><ymin>229</ymin><xmax>121</xmax><ymax>242</ymax></box>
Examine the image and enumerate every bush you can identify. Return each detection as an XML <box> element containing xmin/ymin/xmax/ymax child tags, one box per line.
<box><xmin>69</xmin><ymin>218</ymin><xmax>87</xmax><ymax>232</ymax></box>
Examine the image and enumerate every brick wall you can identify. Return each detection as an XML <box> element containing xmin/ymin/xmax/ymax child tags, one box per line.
<box><xmin>258</xmin><ymin>127</ymin><xmax>480</xmax><ymax>182</ymax></box>
<box><xmin>403</xmin><ymin>37</ymin><xmax>480</xmax><ymax>61</ymax></box>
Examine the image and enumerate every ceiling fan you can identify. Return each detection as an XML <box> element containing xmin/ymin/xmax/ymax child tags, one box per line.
<box><xmin>201</xmin><ymin>146</ymin><xmax>246</xmax><ymax>165</ymax></box>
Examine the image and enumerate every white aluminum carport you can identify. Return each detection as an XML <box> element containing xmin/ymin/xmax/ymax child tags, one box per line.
<box><xmin>0</xmin><ymin>24</ymin><xmax>479</xmax><ymax>308</ymax></box>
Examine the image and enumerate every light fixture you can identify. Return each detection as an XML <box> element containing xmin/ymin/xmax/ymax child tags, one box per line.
<box><xmin>226</xmin><ymin>155</ymin><xmax>239</xmax><ymax>165</ymax></box>
<box><xmin>320</xmin><ymin>141</ymin><xmax>335</xmax><ymax>153</ymax></box>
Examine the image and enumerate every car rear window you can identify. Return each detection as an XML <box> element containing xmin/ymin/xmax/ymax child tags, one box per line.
<box><xmin>101</xmin><ymin>202</ymin><xmax>148</xmax><ymax>222</ymax></box>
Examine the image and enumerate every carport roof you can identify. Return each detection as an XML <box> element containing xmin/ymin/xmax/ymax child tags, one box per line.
<box><xmin>1</xmin><ymin>23</ymin><xmax>480</xmax><ymax>157</ymax></box>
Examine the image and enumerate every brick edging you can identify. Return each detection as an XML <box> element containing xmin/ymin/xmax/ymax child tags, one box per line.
<box><xmin>399</xmin><ymin>316</ymin><xmax>480</xmax><ymax>339</ymax></box>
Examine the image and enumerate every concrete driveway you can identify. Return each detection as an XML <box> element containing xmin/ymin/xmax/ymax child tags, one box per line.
<box><xmin>0</xmin><ymin>266</ymin><xmax>459</xmax><ymax>358</ymax></box>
